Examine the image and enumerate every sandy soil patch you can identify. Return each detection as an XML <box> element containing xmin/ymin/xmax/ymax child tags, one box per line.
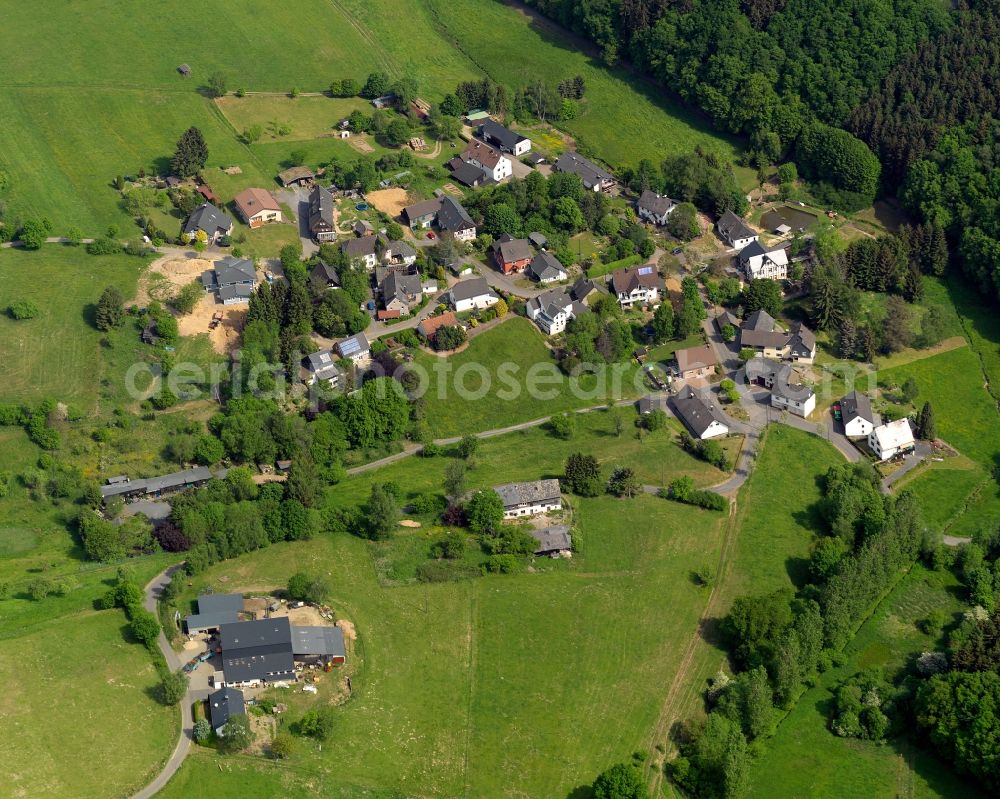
<box><xmin>665</xmin><ymin>276</ymin><xmax>683</xmax><ymax>293</ymax></box>
<box><xmin>398</xmin><ymin>519</ymin><xmax>421</xmax><ymax>528</ymax></box>
<box><xmin>282</xmin><ymin>605</ymin><xmax>334</xmax><ymax>627</ymax></box>
<box><xmin>349</xmin><ymin>134</ymin><xmax>375</xmax><ymax>153</ymax></box>
<box><xmin>365</xmin><ymin>188</ymin><xmax>409</xmax><ymax>219</ymax></box>
<box><xmin>135</xmin><ymin>255</ymin><xmax>214</xmax><ymax>307</ymax></box>
<box><xmin>177</xmin><ymin>294</ymin><xmax>246</xmax><ymax>355</ymax></box>
<box><xmin>337</xmin><ymin>619</ymin><xmax>357</xmax><ymax>641</ymax></box>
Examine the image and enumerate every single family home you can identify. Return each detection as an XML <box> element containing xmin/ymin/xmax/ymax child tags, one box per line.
<box><xmin>208</xmin><ymin>687</ymin><xmax>246</xmax><ymax>735</ymax></box>
<box><xmin>303</xmin><ymin>349</ymin><xmax>342</xmax><ymax>387</ymax></box>
<box><xmin>525</xmin><ymin>288</ymin><xmax>581</xmax><ymax>335</ymax></box>
<box><xmin>447</xmin><ymin>277</ymin><xmax>499</xmax><ymax>312</ymax></box>
<box><xmin>436</xmin><ymin>197</ymin><xmax>477</xmax><ymax>242</ymax></box>
<box><xmin>841</xmin><ymin>390</ymin><xmax>878</xmax><ymax>438</ymax></box>
<box><xmin>380</xmin><ymin>271</ymin><xmax>423</xmax><ymax>314</ymax></box>
<box><xmin>554</xmin><ymin>152</ymin><xmax>614</xmax><ymax>192</ymax></box>
<box><xmin>233</xmin><ymin>188</ymin><xmax>282</xmax><ymax>228</ymax></box>
<box><xmin>527</xmin><ymin>251</ymin><xmax>567</xmax><ymax>283</ymax></box>
<box><xmin>672</xmin><ymin>386</ymin><xmax>730</xmax><ymax>440</ymax></box>
<box><xmin>461</xmin><ymin>140</ymin><xmax>512</xmax><ymax>182</ymax></box>
<box><xmin>674</xmin><ymin>344</ymin><xmax>718</xmax><ymax>380</ymax></box>
<box><xmin>494</xmin><ymin>479</ymin><xmax>562</xmax><ymax>519</ymax></box>
<box><xmin>341</xmin><ymin>236</ymin><xmax>379</xmax><ymax>270</ymax></box>
<box><xmin>739</xmin><ymin>240</ymin><xmax>789</xmax><ymax>281</ymax></box>
<box><xmin>402</xmin><ymin>198</ymin><xmax>442</xmax><ymax>230</ymax></box>
<box><xmin>308</xmin><ymin>185</ymin><xmax>336</xmax><ymax>242</ymax></box>
<box><xmin>477</xmin><ymin>119</ymin><xmax>532</xmax><ymax>156</ymax></box>
<box><xmin>610</xmin><ymin>264</ymin><xmax>663</xmax><ymax>309</ymax></box>
<box><xmin>184</xmin><ymin>202</ymin><xmax>234</xmax><ymax>244</ymax></box>
<box><xmin>716</xmin><ymin>210</ymin><xmax>759</xmax><ymax>249</ymax></box>
<box><xmin>310</xmin><ymin>260</ymin><xmax>341</xmax><ymax>291</ymax></box>
<box><xmin>531</xmin><ymin>526</ymin><xmax>572</xmax><ymax>557</ymax></box>
<box><xmin>334</xmin><ymin>332</ymin><xmax>371</xmax><ymax>366</ymax></box>
<box><xmin>417</xmin><ymin>311</ymin><xmax>460</xmax><ymax>343</ymax></box>
<box><xmin>637</xmin><ymin>190</ymin><xmax>677</xmax><ymax>226</ymax></box>
<box><xmin>869</xmin><ymin>418</ymin><xmax>915</xmax><ymax>461</ymax></box>
<box><xmin>490</xmin><ymin>235</ymin><xmax>533</xmax><ymax>274</ymax></box>
<box><xmin>201</xmin><ymin>255</ymin><xmax>257</xmax><ymax>305</ymax></box>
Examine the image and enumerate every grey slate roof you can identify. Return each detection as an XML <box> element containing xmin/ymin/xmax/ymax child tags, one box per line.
<box><xmin>184</xmin><ymin>202</ymin><xmax>234</xmax><ymax>237</ymax></box>
<box><xmin>492</xmin><ymin>237</ymin><xmax>533</xmax><ymax>264</ymax></box>
<box><xmin>305</xmin><ymin>349</ymin><xmax>341</xmax><ymax>382</ymax></box>
<box><xmin>672</xmin><ymin>386</ymin><xmax>728</xmax><ymax>438</ymax></box>
<box><xmin>335</xmin><ymin>332</ymin><xmax>370</xmax><ymax>359</ymax></box>
<box><xmin>570</xmin><ymin>277</ymin><xmax>605</xmax><ymax>303</ymax></box>
<box><xmin>290</xmin><ymin>626</ymin><xmax>346</xmax><ymax>659</ymax></box>
<box><xmin>554</xmin><ymin>152</ymin><xmax>613</xmax><ymax>189</ymax></box>
<box><xmin>436</xmin><ymin>197</ymin><xmax>475</xmax><ymax>233</ymax></box>
<box><xmin>531</xmin><ymin>526</ymin><xmax>572</xmax><ymax>555</ymax></box>
<box><xmin>638</xmin><ymin>190</ymin><xmax>676</xmax><ymax>217</ymax></box>
<box><xmin>716</xmin><ymin>309</ymin><xmax>742</xmax><ymax>331</ymax></box>
<box><xmin>381</xmin><ymin>271</ymin><xmax>422</xmax><ymax>306</ymax></box>
<box><xmin>220</xmin><ymin>617</ymin><xmax>295</xmax><ymax>685</ymax></box>
<box><xmin>311</xmin><ymin>260</ymin><xmax>340</xmax><ymax>287</ymax></box>
<box><xmin>637</xmin><ymin>394</ymin><xmax>670</xmax><ymax>414</ymax></box>
<box><xmin>218</xmin><ymin>284</ymin><xmax>254</xmax><ymax>303</ymax></box>
<box><xmin>478</xmin><ymin>119</ymin><xmax>526</xmax><ymax>151</ymax></box>
<box><xmin>527</xmin><ymin>251</ymin><xmax>566</xmax><ymax>282</ymax></box>
<box><xmin>101</xmin><ymin>465</ymin><xmax>215</xmax><ymax>499</ymax></box>
<box><xmin>208</xmin><ymin>687</ymin><xmax>245</xmax><ymax>730</ymax></box>
<box><xmin>528</xmin><ymin>231</ymin><xmax>548</xmax><ymax>248</ymax></box>
<box><xmin>493</xmin><ymin>479</ymin><xmax>561</xmax><ymax>509</ymax></box>
<box><xmin>185</xmin><ymin>593</ymin><xmax>244</xmax><ymax>633</ymax></box>
<box><xmin>403</xmin><ymin>198</ymin><xmax>442</xmax><ymax>224</ymax></box>
<box><xmin>308</xmin><ymin>185</ymin><xmax>334</xmax><ymax>233</ymax></box>
<box><xmin>717</xmin><ymin>210</ymin><xmax>757</xmax><ymax>243</ymax></box>
<box><xmin>214</xmin><ymin>256</ymin><xmax>257</xmax><ymax>287</ymax></box>
<box><xmin>449</xmin><ymin>276</ymin><xmax>494</xmax><ymax>303</ymax></box>
<box><xmin>450</xmin><ymin>160</ymin><xmax>491</xmax><ymax>187</ymax></box>
<box><xmin>842</xmin><ymin>390</ymin><xmax>875</xmax><ymax>425</ymax></box>
<box><xmin>342</xmin><ymin>236</ymin><xmax>378</xmax><ymax>259</ymax></box>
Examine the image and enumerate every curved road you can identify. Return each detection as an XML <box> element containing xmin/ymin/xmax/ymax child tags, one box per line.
<box><xmin>133</xmin><ymin>565</ymin><xmax>193</xmax><ymax>799</ymax></box>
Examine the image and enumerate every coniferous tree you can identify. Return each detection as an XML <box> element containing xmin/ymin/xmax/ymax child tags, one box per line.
<box><xmin>171</xmin><ymin>127</ymin><xmax>208</xmax><ymax>178</ymax></box>
<box><xmin>916</xmin><ymin>401</ymin><xmax>937</xmax><ymax>440</ymax></box>
<box><xmin>95</xmin><ymin>286</ymin><xmax>124</xmax><ymax>331</ymax></box>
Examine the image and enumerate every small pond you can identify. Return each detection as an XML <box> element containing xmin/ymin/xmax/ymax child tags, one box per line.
<box><xmin>760</xmin><ymin>205</ymin><xmax>818</xmax><ymax>233</ymax></box>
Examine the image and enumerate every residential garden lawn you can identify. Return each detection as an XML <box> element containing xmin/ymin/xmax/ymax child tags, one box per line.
<box><xmin>413</xmin><ymin>317</ymin><xmax>647</xmax><ymax>438</ymax></box>
<box><xmin>216</xmin><ymin>95</ymin><xmax>375</xmax><ymax>142</ymax></box>
<box><xmin>746</xmin><ymin>565</ymin><xmax>987</xmax><ymax>799</ymax></box>
<box><xmin>900</xmin><ymin>458</ymin><xmax>991</xmax><ymax>532</ymax></box>
<box><xmin>0</xmin><ymin>608</ymin><xmax>177</xmax><ymax>799</ymax></box>
<box><xmin>0</xmin><ymin>247</ymin><xmax>147</xmax><ymax>404</ymax></box>
<box><xmin>163</xmin><ymin>486</ymin><xmax>726</xmax><ymax>797</ymax></box>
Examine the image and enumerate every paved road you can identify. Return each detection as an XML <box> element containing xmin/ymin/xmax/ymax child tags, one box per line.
<box><xmin>132</xmin><ymin>565</ymin><xmax>193</xmax><ymax>799</ymax></box>
<box><xmin>881</xmin><ymin>441</ymin><xmax>933</xmax><ymax>492</ymax></box>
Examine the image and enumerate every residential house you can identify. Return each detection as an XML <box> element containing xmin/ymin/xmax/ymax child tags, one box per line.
<box><xmin>200</xmin><ymin>255</ymin><xmax>257</xmax><ymax>305</ymax></box>
<box><xmin>308</xmin><ymin>185</ymin><xmax>336</xmax><ymax>242</ymax></box>
<box><xmin>436</xmin><ymin>197</ymin><xmax>477</xmax><ymax>242</ymax></box>
<box><xmin>739</xmin><ymin>240</ymin><xmax>789</xmax><ymax>281</ymax></box>
<box><xmin>334</xmin><ymin>332</ymin><xmax>371</xmax><ymax>366</ymax></box>
<box><xmin>527</xmin><ymin>251</ymin><xmax>567</xmax><ymax>283</ymax></box>
<box><xmin>490</xmin><ymin>235</ymin><xmax>533</xmax><ymax>274</ymax></box>
<box><xmin>341</xmin><ymin>236</ymin><xmax>379</xmax><ymax>270</ymax></box>
<box><xmin>219</xmin><ymin>617</ymin><xmax>296</xmax><ymax>687</ymax></box>
<box><xmin>277</xmin><ymin>166</ymin><xmax>316</xmax><ymax>187</ymax></box>
<box><xmin>525</xmin><ymin>288</ymin><xmax>579</xmax><ymax>335</ymax></box>
<box><xmin>382</xmin><ymin>240</ymin><xmax>417</xmax><ymax>267</ymax></box>
<box><xmin>303</xmin><ymin>349</ymin><xmax>342</xmax><ymax>387</ymax></box>
<box><xmin>208</xmin><ymin>687</ymin><xmax>246</xmax><ymax>735</ymax></box>
<box><xmin>531</xmin><ymin>526</ymin><xmax>572</xmax><ymax>557</ymax></box>
<box><xmin>184</xmin><ymin>593</ymin><xmax>244</xmax><ymax>635</ymax></box>
<box><xmin>637</xmin><ymin>190</ymin><xmax>677</xmax><ymax>226</ymax></box>
<box><xmin>675</xmin><ymin>344</ymin><xmax>718</xmax><ymax>380</ymax></box>
<box><xmin>233</xmin><ymin>188</ymin><xmax>282</xmax><ymax>228</ymax></box>
<box><xmin>672</xmin><ymin>386</ymin><xmax>730</xmax><ymax>439</ymax></box>
<box><xmin>402</xmin><ymin>198</ymin><xmax>441</xmax><ymax>230</ymax></box>
<box><xmin>716</xmin><ymin>210</ymin><xmax>759</xmax><ymax>249</ymax></box>
<box><xmin>869</xmin><ymin>418</ymin><xmax>915</xmax><ymax>461</ymax></box>
<box><xmin>380</xmin><ymin>271</ymin><xmax>423</xmax><ymax>314</ymax></box>
<box><xmin>447</xmin><ymin>277</ymin><xmax>499</xmax><ymax>312</ymax></box>
<box><xmin>494</xmin><ymin>479</ymin><xmax>562</xmax><ymax>519</ymax></box>
<box><xmin>610</xmin><ymin>264</ymin><xmax>663</xmax><ymax>309</ymax></box>
<box><xmin>748</xmin><ymin>359</ymin><xmax>815</xmax><ymax>417</ymax></box>
<box><xmin>554</xmin><ymin>152</ymin><xmax>614</xmax><ymax>192</ymax></box>
<box><xmin>570</xmin><ymin>277</ymin><xmax>606</xmax><ymax>305</ymax></box>
<box><xmin>738</xmin><ymin>311</ymin><xmax>816</xmax><ymax>363</ymax></box>
<box><xmin>310</xmin><ymin>260</ymin><xmax>340</xmax><ymax>291</ymax></box>
<box><xmin>417</xmin><ymin>311</ymin><xmax>460</xmax><ymax>342</ymax></box>
<box><xmin>447</xmin><ymin>158</ymin><xmax>491</xmax><ymax>188</ymax></box>
<box><xmin>184</xmin><ymin>202</ymin><xmax>234</xmax><ymax>244</ymax></box>
<box><xmin>461</xmin><ymin>140</ymin><xmax>512</xmax><ymax>182</ymax></box>
<box><xmin>841</xmin><ymin>390</ymin><xmax>878</xmax><ymax>438</ymax></box>
<box><xmin>477</xmin><ymin>119</ymin><xmax>531</xmax><ymax>156</ymax></box>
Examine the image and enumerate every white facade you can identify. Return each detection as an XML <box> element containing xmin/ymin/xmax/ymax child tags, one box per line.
<box><xmin>869</xmin><ymin>419</ymin><xmax>915</xmax><ymax>461</ymax></box>
<box><xmin>771</xmin><ymin>390</ymin><xmax>815</xmax><ymax>418</ymax></box>
<box><xmin>511</xmin><ymin>138</ymin><xmax>532</xmax><ymax>157</ymax></box>
<box><xmin>741</xmin><ymin>248</ymin><xmax>789</xmax><ymax>281</ymax></box>
<box><xmin>502</xmin><ymin>497</ymin><xmax>562</xmax><ymax>520</ymax></box>
<box><xmin>844</xmin><ymin>415</ymin><xmax>874</xmax><ymax>438</ymax></box>
<box><xmin>452</xmin><ymin>293</ymin><xmax>498</xmax><ymax>313</ymax></box>
<box><xmin>617</xmin><ymin>286</ymin><xmax>659</xmax><ymax>309</ymax></box>
<box><xmin>452</xmin><ymin>225</ymin><xmax>477</xmax><ymax>243</ymax></box>
<box><xmin>698</xmin><ymin>419</ymin><xmax>730</xmax><ymax>440</ymax></box>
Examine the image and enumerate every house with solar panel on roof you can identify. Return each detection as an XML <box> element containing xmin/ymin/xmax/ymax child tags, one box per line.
<box><xmin>609</xmin><ymin>264</ymin><xmax>664</xmax><ymax>309</ymax></box>
<box><xmin>302</xmin><ymin>349</ymin><xmax>342</xmax><ymax>387</ymax></box>
<box><xmin>334</xmin><ymin>332</ymin><xmax>371</xmax><ymax>366</ymax></box>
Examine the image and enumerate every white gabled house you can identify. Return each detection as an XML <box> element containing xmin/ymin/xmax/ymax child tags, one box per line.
<box><xmin>841</xmin><ymin>391</ymin><xmax>878</xmax><ymax>438</ymax></box>
<box><xmin>717</xmin><ymin>210</ymin><xmax>759</xmax><ymax>249</ymax></box>
<box><xmin>739</xmin><ymin>241</ymin><xmax>789</xmax><ymax>281</ymax></box>
<box><xmin>493</xmin><ymin>479</ymin><xmax>562</xmax><ymax>519</ymax></box>
<box><xmin>447</xmin><ymin>277</ymin><xmax>499</xmax><ymax>313</ymax></box>
<box><xmin>525</xmin><ymin>289</ymin><xmax>587</xmax><ymax>336</ymax></box>
<box><xmin>672</xmin><ymin>386</ymin><xmax>729</xmax><ymax>440</ymax></box>
<box><xmin>637</xmin><ymin>190</ymin><xmax>677</xmax><ymax>226</ymax></box>
<box><xmin>869</xmin><ymin>418</ymin><xmax>915</xmax><ymax>461</ymax></box>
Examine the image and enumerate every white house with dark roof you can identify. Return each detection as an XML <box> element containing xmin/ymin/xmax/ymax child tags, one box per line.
<box><xmin>739</xmin><ymin>311</ymin><xmax>816</xmax><ymax>364</ymax></box>
<box><xmin>477</xmin><ymin>119</ymin><xmax>531</xmax><ymax>156</ymax></box>
<box><xmin>201</xmin><ymin>256</ymin><xmax>257</xmax><ymax>305</ymax></box>
<box><xmin>739</xmin><ymin>240</ymin><xmax>789</xmax><ymax>280</ymax></box>
<box><xmin>334</xmin><ymin>332</ymin><xmax>371</xmax><ymax>366</ymax></box>
<box><xmin>447</xmin><ymin>277</ymin><xmax>499</xmax><ymax>313</ymax></box>
<box><xmin>436</xmin><ymin>197</ymin><xmax>477</xmax><ymax>242</ymax></box>
<box><xmin>869</xmin><ymin>418</ymin><xmax>915</xmax><ymax>461</ymax></box>
<box><xmin>342</xmin><ymin>236</ymin><xmax>379</xmax><ymax>270</ymax></box>
<box><xmin>637</xmin><ymin>190</ymin><xmax>677</xmax><ymax>226</ymax></box>
<box><xmin>380</xmin><ymin>271</ymin><xmax>423</xmax><ymax>314</ymax></box>
<box><xmin>461</xmin><ymin>140</ymin><xmax>512</xmax><ymax>182</ymax></box>
<box><xmin>303</xmin><ymin>349</ymin><xmax>342</xmax><ymax>386</ymax></box>
<box><xmin>184</xmin><ymin>202</ymin><xmax>234</xmax><ymax>244</ymax></box>
<box><xmin>841</xmin><ymin>390</ymin><xmax>878</xmax><ymax>438</ymax></box>
<box><xmin>526</xmin><ymin>251</ymin><xmax>567</xmax><ymax>284</ymax></box>
<box><xmin>310</xmin><ymin>260</ymin><xmax>340</xmax><ymax>291</ymax></box>
<box><xmin>716</xmin><ymin>210</ymin><xmax>759</xmax><ymax>249</ymax></box>
<box><xmin>402</xmin><ymin>198</ymin><xmax>441</xmax><ymax>229</ymax></box>
<box><xmin>308</xmin><ymin>185</ymin><xmax>336</xmax><ymax>242</ymax></box>
<box><xmin>525</xmin><ymin>288</ymin><xmax>578</xmax><ymax>335</ymax></box>
<box><xmin>610</xmin><ymin>264</ymin><xmax>663</xmax><ymax>309</ymax></box>
<box><xmin>554</xmin><ymin>152</ymin><xmax>614</xmax><ymax>192</ymax></box>
<box><xmin>672</xmin><ymin>386</ymin><xmax>730</xmax><ymax>439</ymax></box>
<box><xmin>747</xmin><ymin>358</ymin><xmax>815</xmax><ymax>417</ymax></box>
<box><xmin>494</xmin><ymin>479</ymin><xmax>562</xmax><ymax>519</ymax></box>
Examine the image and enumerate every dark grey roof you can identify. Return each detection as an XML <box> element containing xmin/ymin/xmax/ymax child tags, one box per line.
<box><xmin>309</xmin><ymin>185</ymin><xmax>334</xmax><ymax>232</ymax></box>
<box><xmin>185</xmin><ymin>203</ymin><xmax>233</xmax><ymax>237</ymax></box>
<box><xmin>382</xmin><ymin>271</ymin><xmax>422</xmax><ymax>305</ymax></box>
<box><xmin>787</xmin><ymin>322</ymin><xmax>816</xmax><ymax>355</ymax></box>
<box><xmin>311</xmin><ymin>260</ymin><xmax>340</xmax><ymax>287</ymax></box>
<box><xmin>528</xmin><ymin>232</ymin><xmax>548</xmax><ymax>248</ymax></box>
<box><xmin>554</xmin><ymin>152</ymin><xmax>613</xmax><ymax>189</ymax></box>
<box><xmin>436</xmin><ymin>197</ymin><xmax>475</xmax><ymax>233</ymax></box>
<box><xmin>290</xmin><ymin>626</ymin><xmax>346</xmax><ymax>658</ymax></box>
<box><xmin>186</xmin><ymin>592</ymin><xmax>244</xmax><ymax>632</ymax></box>
<box><xmin>638</xmin><ymin>190</ymin><xmax>676</xmax><ymax>217</ymax></box>
<box><xmin>101</xmin><ymin>466</ymin><xmax>214</xmax><ymax>499</ymax></box>
<box><xmin>752</xmin><ymin>360</ymin><xmax>813</xmax><ymax>403</ymax></box>
<box><xmin>199</xmin><ymin>593</ymin><xmax>244</xmax><ymax>615</ymax></box>
<box><xmin>531</xmin><ymin>526</ymin><xmax>572</xmax><ymax>555</ymax></box>
<box><xmin>717</xmin><ymin>210</ymin><xmax>757</xmax><ymax>243</ymax></box>
<box><xmin>403</xmin><ymin>198</ymin><xmax>442</xmax><ymax>224</ymax></box>
<box><xmin>741</xmin><ymin>309</ymin><xmax>776</xmax><ymax>332</ymax></box>
<box><xmin>220</xmin><ymin>617</ymin><xmax>295</xmax><ymax>685</ymax></box>
<box><xmin>305</xmin><ymin>349</ymin><xmax>341</xmax><ymax>381</ymax></box>
<box><xmin>637</xmin><ymin>394</ymin><xmax>670</xmax><ymax>414</ymax></box>
<box><xmin>342</xmin><ymin>236</ymin><xmax>378</xmax><ymax>259</ymax></box>
<box><xmin>449</xmin><ymin>277</ymin><xmax>494</xmax><ymax>303</ymax></box>
<box><xmin>218</xmin><ymin>284</ymin><xmax>254</xmax><ymax>303</ymax></box>
<box><xmin>450</xmin><ymin>161</ymin><xmax>491</xmax><ymax>187</ymax></box>
<box><xmin>478</xmin><ymin>119</ymin><xmax>526</xmax><ymax>151</ymax></box>
<box><xmin>842</xmin><ymin>390</ymin><xmax>875</xmax><ymax>425</ymax></box>
<box><xmin>336</xmin><ymin>332</ymin><xmax>370</xmax><ymax>358</ymax></box>
<box><xmin>526</xmin><ymin>288</ymin><xmax>572</xmax><ymax>319</ymax></box>
<box><xmin>716</xmin><ymin>309</ymin><xmax>741</xmax><ymax>331</ymax></box>
<box><xmin>570</xmin><ymin>277</ymin><xmax>605</xmax><ymax>302</ymax></box>
<box><xmin>385</xmin><ymin>240</ymin><xmax>416</xmax><ymax>260</ymax></box>
<box><xmin>525</xmin><ymin>152</ymin><xmax>546</xmax><ymax>165</ymax></box>
<box><xmin>214</xmin><ymin>256</ymin><xmax>256</xmax><ymax>287</ymax></box>
<box><xmin>672</xmin><ymin>387</ymin><xmax>728</xmax><ymax>438</ymax></box>
<box><xmin>208</xmin><ymin>687</ymin><xmax>245</xmax><ymax>730</ymax></box>
<box><xmin>527</xmin><ymin>251</ymin><xmax>566</xmax><ymax>282</ymax></box>
<box><xmin>493</xmin><ymin>479</ymin><xmax>561</xmax><ymax>509</ymax></box>
<box><xmin>493</xmin><ymin>237</ymin><xmax>533</xmax><ymax>264</ymax></box>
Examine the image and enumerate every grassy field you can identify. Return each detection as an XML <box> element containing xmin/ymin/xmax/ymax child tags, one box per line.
<box><xmin>747</xmin><ymin>565</ymin><xmax>986</xmax><ymax>799</ymax></box>
<box><xmin>0</xmin><ymin>608</ymin><xmax>177</xmax><ymax>798</ymax></box>
<box><xmin>216</xmin><ymin>95</ymin><xmax>374</xmax><ymax>141</ymax></box>
<box><xmin>413</xmin><ymin>317</ymin><xmax>648</xmax><ymax>438</ymax></box>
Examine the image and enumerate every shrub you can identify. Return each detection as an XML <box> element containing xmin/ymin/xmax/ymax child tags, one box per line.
<box><xmin>7</xmin><ymin>300</ymin><xmax>39</xmax><ymax>320</ymax></box>
<box><xmin>482</xmin><ymin>554</ymin><xmax>518</xmax><ymax>574</ymax></box>
<box><xmin>86</xmin><ymin>237</ymin><xmax>123</xmax><ymax>255</ymax></box>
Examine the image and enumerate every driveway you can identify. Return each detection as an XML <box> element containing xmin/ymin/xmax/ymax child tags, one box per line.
<box><xmin>276</xmin><ymin>186</ymin><xmax>317</xmax><ymax>257</ymax></box>
<box><xmin>881</xmin><ymin>440</ymin><xmax>933</xmax><ymax>493</ymax></box>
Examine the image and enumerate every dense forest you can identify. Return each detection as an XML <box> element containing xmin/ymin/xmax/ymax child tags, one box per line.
<box><xmin>520</xmin><ymin>0</ymin><xmax>1000</xmax><ymax>299</ymax></box>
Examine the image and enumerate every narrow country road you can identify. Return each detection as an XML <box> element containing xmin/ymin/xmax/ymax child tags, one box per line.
<box><xmin>132</xmin><ymin>565</ymin><xmax>192</xmax><ymax>799</ymax></box>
